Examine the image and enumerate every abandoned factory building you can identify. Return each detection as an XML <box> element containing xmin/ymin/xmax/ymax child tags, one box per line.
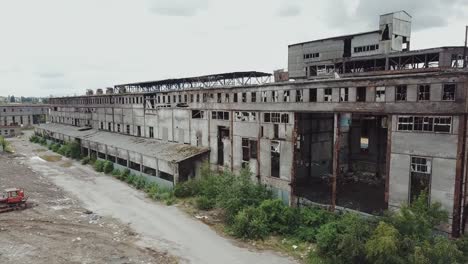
<box><xmin>0</xmin><ymin>104</ymin><xmax>48</xmax><ymax>137</ymax></box>
<box><xmin>36</xmin><ymin>11</ymin><xmax>468</xmax><ymax>236</ymax></box>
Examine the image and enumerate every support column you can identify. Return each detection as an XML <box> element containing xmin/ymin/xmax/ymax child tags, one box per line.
<box><xmin>290</xmin><ymin>113</ymin><xmax>299</xmax><ymax>207</ymax></box>
<box><xmin>453</xmin><ymin>114</ymin><xmax>466</xmax><ymax>237</ymax></box>
<box><xmin>331</xmin><ymin>113</ymin><xmax>340</xmax><ymax>211</ymax></box>
<box><xmin>385</xmin><ymin>115</ymin><xmax>393</xmax><ymax>208</ymax></box>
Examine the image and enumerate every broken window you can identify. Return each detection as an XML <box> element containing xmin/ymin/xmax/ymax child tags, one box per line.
<box><xmin>149</xmin><ymin>127</ymin><xmax>154</xmax><ymax>138</ymax></box>
<box><xmin>418</xmin><ymin>85</ymin><xmax>430</xmax><ymax>101</ymax></box>
<box><xmin>108</xmin><ymin>122</ymin><xmax>112</xmax><ymax>131</ymax></box>
<box><xmin>202</xmin><ymin>93</ymin><xmax>208</xmax><ymax>103</ymax></box>
<box><xmin>310</xmin><ymin>88</ymin><xmax>317</xmax><ymax>102</ymax></box>
<box><xmin>271</xmin><ymin>113</ymin><xmax>280</xmax><ymax>123</ymax></box>
<box><xmin>100</xmin><ymin>122</ymin><xmax>104</xmax><ymax>130</ymax></box>
<box><xmin>442</xmin><ymin>84</ymin><xmax>456</xmax><ymax>101</ymax></box>
<box><xmin>410</xmin><ymin>157</ymin><xmax>431</xmax><ymax>204</ymax></box>
<box><xmin>137</xmin><ymin>126</ymin><xmax>141</xmax><ymax>137</ymax></box>
<box><xmin>264</xmin><ymin>113</ymin><xmax>270</xmax><ymax>122</ymax></box>
<box><xmin>340</xmin><ymin>88</ymin><xmax>349</xmax><ymax>102</ymax></box>
<box><xmin>262</xmin><ymin>91</ymin><xmax>268</xmax><ymax>102</ymax></box>
<box><xmin>225</xmin><ymin>93</ymin><xmax>230</xmax><ymax>103</ymax></box>
<box><xmin>126</xmin><ymin>125</ymin><xmax>130</xmax><ymax>134</ymax></box>
<box><xmin>196</xmin><ymin>94</ymin><xmax>200</xmax><ymax>103</ymax></box>
<box><xmin>242</xmin><ymin>138</ymin><xmax>258</xmax><ymax>168</ymax></box>
<box><xmin>190</xmin><ymin>94</ymin><xmax>194</xmax><ymax>103</ymax></box>
<box><xmin>397</xmin><ymin>116</ymin><xmax>452</xmax><ymax>133</ymax></box>
<box><xmin>191</xmin><ymin>110</ymin><xmax>205</xmax><ymax>119</ymax></box>
<box><xmin>382</xmin><ymin>24</ymin><xmax>390</xmax><ymax>41</ymax></box>
<box><xmin>360</xmin><ymin>120</ymin><xmax>369</xmax><ymax>153</ymax></box>
<box><xmin>234</xmin><ymin>93</ymin><xmax>238</xmax><ymax>103</ymax></box>
<box><xmin>396</xmin><ymin>85</ymin><xmax>407</xmax><ymax>101</ymax></box>
<box><xmin>281</xmin><ymin>113</ymin><xmax>289</xmax><ymax>124</ymax></box>
<box><xmin>159</xmin><ymin>171</ymin><xmax>174</xmax><ymax>182</ymax></box>
<box><xmin>217</xmin><ymin>93</ymin><xmax>221</xmax><ymax>103</ymax></box>
<box><xmin>375</xmin><ymin>87</ymin><xmax>386</xmax><ymax>102</ymax></box>
<box><xmin>251</xmin><ymin>92</ymin><xmax>257</xmax><ymax>102</ymax></box>
<box><xmin>235</xmin><ymin>112</ymin><xmax>256</xmax><ymax>122</ymax></box>
<box><xmin>357</xmin><ymin>87</ymin><xmax>366</xmax><ymax>102</ymax></box>
<box><xmin>271</xmin><ymin>141</ymin><xmax>280</xmax><ymax>178</ymax></box>
<box><xmin>272</xmin><ymin>91</ymin><xmax>279</xmax><ymax>102</ymax></box>
<box><xmin>296</xmin><ymin>90</ymin><xmax>303</xmax><ymax>102</ymax></box>
<box><xmin>212</xmin><ymin>111</ymin><xmax>229</xmax><ymax>121</ymax></box>
<box><xmin>242</xmin><ymin>93</ymin><xmax>247</xmax><ymax>103</ymax></box>
<box><xmin>283</xmin><ymin>91</ymin><xmax>290</xmax><ymax>102</ymax></box>
<box><xmin>117</xmin><ymin>124</ymin><xmax>121</xmax><ymax>133</ymax></box>
<box><xmin>324</xmin><ymin>88</ymin><xmax>332</xmax><ymax>102</ymax></box>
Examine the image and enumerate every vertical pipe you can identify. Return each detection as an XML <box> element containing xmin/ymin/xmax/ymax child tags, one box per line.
<box><xmin>331</xmin><ymin>113</ymin><xmax>340</xmax><ymax>211</ymax></box>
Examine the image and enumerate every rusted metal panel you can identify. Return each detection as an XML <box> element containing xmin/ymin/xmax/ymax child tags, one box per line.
<box><xmin>452</xmin><ymin>114</ymin><xmax>466</xmax><ymax>237</ymax></box>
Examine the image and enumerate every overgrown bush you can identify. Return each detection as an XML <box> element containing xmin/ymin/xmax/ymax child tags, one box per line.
<box><xmin>0</xmin><ymin>136</ymin><xmax>12</xmax><ymax>152</ymax></box>
<box><xmin>111</xmin><ymin>168</ymin><xmax>121</xmax><ymax>177</ymax></box>
<box><xmin>94</xmin><ymin>160</ymin><xmax>105</xmax><ymax>172</ymax></box>
<box><xmin>315</xmin><ymin>213</ymin><xmax>372</xmax><ymax>264</ymax></box>
<box><xmin>51</xmin><ymin>143</ymin><xmax>61</xmax><ymax>152</ymax></box>
<box><xmin>103</xmin><ymin>161</ymin><xmax>114</xmax><ymax>174</ymax></box>
<box><xmin>230</xmin><ymin>206</ymin><xmax>269</xmax><ymax>240</ymax></box>
<box><xmin>81</xmin><ymin>156</ymin><xmax>91</xmax><ymax>165</ymax></box>
<box><xmin>365</xmin><ymin>222</ymin><xmax>403</xmax><ymax>264</ymax></box>
<box><xmin>195</xmin><ymin>196</ymin><xmax>216</xmax><ymax>210</ymax></box>
<box><xmin>256</xmin><ymin>199</ymin><xmax>300</xmax><ymax>235</ymax></box>
<box><xmin>29</xmin><ymin>135</ymin><xmax>39</xmax><ymax>143</ymax></box>
<box><xmin>174</xmin><ymin>179</ymin><xmax>200</xmax><ymax>198</ymax></box>
<box><xmin>295</xmin><ymin>206</ymin><xmax>337</xmax><ymax>242</ymax></box>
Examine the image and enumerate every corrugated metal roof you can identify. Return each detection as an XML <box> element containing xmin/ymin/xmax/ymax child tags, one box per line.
<box><xmin>36</xmin><ymin>123</ymin><xmax>209</xmax><ymax>163</ymax></box>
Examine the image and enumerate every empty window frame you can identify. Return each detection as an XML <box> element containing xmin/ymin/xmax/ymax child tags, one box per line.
<box><xmin>261</xmin><ymin>91</ymin><xmax>268</xmax><ymax>102</ymax></box>
<box><xmin>356</xmin><ymin>87</ymin><xmax>366</xmax><ymax>102</ymax></box>
<box><xmin>303</xmin><ymin>53</ymin><xmax>320</xmax><ymax>59</ymax></box>
<box><xmin>225</xmin><ymin>93</ymin><xmax>230</xmax><ymax>103</ymax></box>
<box><xmin>442</xmin><ymin>84</ymin><xmax>456</xmax><ymax>101</ymax></box>
<box><xmin>191</xmin><ymin>110</ymin><xmax>205</xmax><ymax>119</ymax></box>
<box><xmin>241</xmin><ymin>93</ymin><xmax>247</xmax><ymax>103</ymax></box>
<box><xmin>272</xmin><ymin>91</ymin><xmax>279</xmax><ymax>102</ymax></box>
<box><xmin>242</xmin><ymin>138</ymin><xmax>258</xmax><ymax>168</ymax></box>
<box><xmin>354</xmin><ymin>44</ymin><xmax>379</xmax><ymax>53</ymax></box>
<box><xmin>296</xmin><ymin>90</ymin><xmax>303</xmax><ymax>102</ymax></box>
<box><xmin>217</xmin><ymin>93</ymin><xmax>222</xmax><ymax>103</ymax></box>
<box><xmin>283</xmin><ymin>90</ymin><xmax>290</xmax><ymax>102</ymax></box>
<box><xmin>137</xmin><ymin>126</ymin><xmax>141</xmax><ymax>136</ymax></box>
<box><xmin>409</xmin><ymin>156</ymin><xmax>431</xmax><ymax>204</ymax></box>
<box><xmin>397</xmin><ymin>116</ymin><xmax>452</xmax><ymax>133</ymax></box>
<box><xmin>271</xmin><ymin>141</ymin><xmax>280</xmax><ymax>178</ymax></box>
<box><xmin>340</xmin><ymin>88</ymin><xmax>349</xmax><ymax>102</ymax></box>
<box><xmin>234</xmin><ymin>112</ymin><xmax>257</xmax><ymax>122</ymax></box>
<box><xmin>234</xmin><ymin>93</ymin><xmax>238</xmax><ymax>103</ymax></box>
<box><xmin>324</xmin><ymin>88</ymin><xmax>332</xmax><ymax>102</ymax></box>
<box><xmin>375</xmin><ymin>87</ymin><xmax>386</xmax><ymax>102</ymax></box>
<box><xmin>418</xmin><ymin>85</ymin><xmax>430</xmax><ymax>101</ymax></box>
<box><xmin>309</xmin><ymin>88</ymin><xmax>317</xmax><ymax>102</ymax></box>
<box><xmin>202</xmin><ymin>93</ymin><xmax>208</xmax><ymax>103</ymax></box>
<box><xmin>251</xmin><ymin>92</ymin><xmax>257</xmax><ymax>103</ymax></box>
<box><xmin>126</xmin><ymin>125</ymin><xmax>130</xmax><ymax>134</ymax></box>
<box><xmin>212</xmin><ymin>111</ymin><xmax>230</xmax><ymax>121</ymax></box>
<box><xmin>149</xmin><ymin>127</ymin><xmax>154</xmax><ymax>138</ymax></box>
<box><xmin>395</xmin><ymin>85</ymin><xmax>407</xmax><ymax>101</ymax></box>
<box><xmin>263</xmin><ymin>112</ymin><xmax>289</xmax><ymax>124</ymax></box>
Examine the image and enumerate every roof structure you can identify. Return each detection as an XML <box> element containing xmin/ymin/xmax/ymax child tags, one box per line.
<box><xmin>114</xmin><ymin>71</ymin><xmax>272</xmax><ymax>93</ymax></box>
<box><xmin>36</xmin><ymin>123</ymin><xmax>210</xmax><ymax>163</ymax></box>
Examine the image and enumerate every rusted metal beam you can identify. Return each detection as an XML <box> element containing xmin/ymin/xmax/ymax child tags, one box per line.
<box><xmin>331</xmin><ymin>113</ymin><xmax>340</xmax><ymax>211</ymax></box>
<box><xmin>453</xmin><ymin>114</ymin><xmax>466</xmax><ymax>237</ymax></box>
<box><xmin>384</xmin><ymin>115</ymin><xmax>393</xmax><ymax>208</ymax></box>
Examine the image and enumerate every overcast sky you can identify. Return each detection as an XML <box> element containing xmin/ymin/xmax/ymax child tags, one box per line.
<box><xmin>0</xmin><ymin>0</ymin><xmax>467</xmax><ymax>97</ymax></box>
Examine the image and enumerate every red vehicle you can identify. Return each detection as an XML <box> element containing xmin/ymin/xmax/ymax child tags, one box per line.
<box><xmin>0</xmin><ymin>188</ymin><xmax>29</xmax><ymax>213</ymax></box>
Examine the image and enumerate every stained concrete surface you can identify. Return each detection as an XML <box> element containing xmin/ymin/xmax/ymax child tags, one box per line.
<box><xmin>13</xmin><ymin>133</ymin><xmax>297</xmax><ymax>264</ymax></box>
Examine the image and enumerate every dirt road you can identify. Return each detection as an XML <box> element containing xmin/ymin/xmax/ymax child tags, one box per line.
<box><xmin>6</xmin><ymin>134</ymin><xmax>297</xmax><ymax>264</ymax></box>
<box><xmin>0</xmin><ymin>138</ymin><xmax>176</xmax><ymax>263</ymax></box>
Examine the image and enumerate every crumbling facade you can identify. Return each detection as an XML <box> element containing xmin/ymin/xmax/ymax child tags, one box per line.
<box><xmin>37</xmin><ymin>11</ymin><xmax>468</xmax><ymax>236</ymax></box>
<box><xmin>0</xmin><ymin>104</ymin><xmax>48</xmax><ymax>137</ymax></box>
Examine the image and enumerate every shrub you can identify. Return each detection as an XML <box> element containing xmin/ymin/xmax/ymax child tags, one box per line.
<box><xmin>257</xmin><ymin>199</ymin><xmax>300</xmax><ymax>235</ymax></box>
<box><xmin>39</xmin><ymin>138</ymin><xmax>47</xmax><ymax>146</ymax></box>
<box><xmin>230</xmin><ymin>206</ymin><xmax>269</xmax><ymax>240</ymax></box>
<box><xmin>81</xmin><ymin>156</ymin><xmax>91</xmax><ymax>165</ymax></box>
<box><xmin>144</xmin><ymin>182</ymin><xmax>160</xmax><ymax>199</ymax></box>
<box><xmin>216</xmin><ymin>170</ymin><xmax>271</xmax><ymax>223</ymax></box>
<box><xmin>51</xmin><ymin>143</ymin><xmax>61</xmax><ymax>152</ymax></box>
<box><xmin>111</xmin><ymin>169</ymin><xmax>121</xmax><ymax>177</ymax></box>
<box><xmin>134</xmin><ymin>176</ymin><xmax>147</xmax><ymax>190</ymax></box>
<box><xmin>195</xmin><ymin>196</ymin><xmax>216</xmax><ymax>210</ymax></box>
<box><xmin>94</xmin><ymin>160</ymin><xmax>105</xmax><ymax>172</ymax></box>
<box><xmin>411</xmin><ymin>236</ymin><xmax>464</xmax><ymax>264</ymax></box>
<box><xmin>126</xmin><ymin>173</ymin><xmax>136</xmax><ymax>184</ymax></box>
<box><xmin>103</xmin><ymin>161</ymin><xmax>114</xmax><ymax>174</ymax></box>
<box><xmin>174</xmin><ymin>179</ymin><xmax>200</xmax><ymax>198</ymax></box>
<box><xmin>68</xmin><ymin>141</ymin><xmax>81</xmax><ymax>159</ymax></box>
<box><xmin>0</xmin><ymin>136</ymin><xmax>12</xmax><ymax>152</ymax></box>
<box><xmin>316</xmin><ymin>213</ymin><xmax>372</xmax><ymax>264</ymax></box>
<box><xmin>29</xmin><ymin>135</ymin><xmax>39</xmax><ymax>143</ymax></box>
<box><xmin>295</xmin><ymin>206</ymin><xmax>336</xmax><ymax>242</ymax></box>
<box><xmin>365</xmin><ymin>222</ymin><xmax>404</xmax><ymax>264</ymax></box>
